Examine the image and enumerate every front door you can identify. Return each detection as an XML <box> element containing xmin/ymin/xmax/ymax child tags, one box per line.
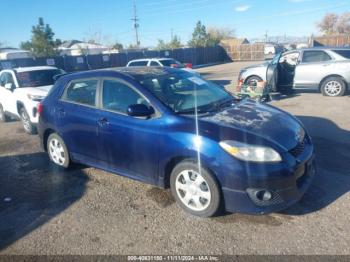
<box><xmin>57</xmin><ymin>78</ymin><xmax>100</xmax><ymax>161</ymax></box>
<box><xmin>0</xmin><ymin>71</ymin><xmax>17</xmax><ymax>115</ymax></box>
<box><xmin>266</xmin><ymin>53</ymin><xmax>281</xmax><ymax>92</ymax></box>
<box><xmin>97</xmin><ymin>78</ymin><xmax>161</xmax><ymax>184</ymax></box>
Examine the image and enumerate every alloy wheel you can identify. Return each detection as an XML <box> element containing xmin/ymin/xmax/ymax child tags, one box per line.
<box><xmin>324</xmin><ymin>81</ymin><xmax>342</xmax><ymax>96</ymax></box>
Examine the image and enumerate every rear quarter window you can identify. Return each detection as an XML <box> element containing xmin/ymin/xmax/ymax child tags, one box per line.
<box><xmin>128</xmin><ymin>61</ymin><xmax>148</xmax><ymax>66</ymax></box>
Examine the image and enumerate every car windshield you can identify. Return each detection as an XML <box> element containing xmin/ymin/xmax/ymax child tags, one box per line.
<box><xmin>16</xmin><ymin>69</ymin><xmax>62</xmax><ymax>87</ymax></box>
<box><xmin>137</xmin><ymin>71</ymin><xmax>234</xmax><ymax>114</ymax></box>
<box><xmin>160</xmin><ymin>59</ymin><xmax>184</xmax><ymax>68</ymax></box>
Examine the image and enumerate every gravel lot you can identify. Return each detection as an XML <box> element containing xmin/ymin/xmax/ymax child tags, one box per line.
<box><xmin>0</xmin><ymin>62</ymin><xmax>349</xmax><ymax>255</ymax></box>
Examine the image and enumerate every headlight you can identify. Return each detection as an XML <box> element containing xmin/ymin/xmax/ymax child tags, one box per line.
<box><xmin>219</xmin><ymin>141</ymin><xmax>282</xmax><ymax>162</ymax></box>
<box><xmin>27</xmin><ymin>94</ymin><xmax>45</xmax><ymax>101</ymax></box>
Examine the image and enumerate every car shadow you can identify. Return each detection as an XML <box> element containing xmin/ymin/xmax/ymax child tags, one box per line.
<box><xmin>280</xmin><ymin>115</ymin><xmax>350</xmax><ymax>215</ymax></box>
<box><xmin>0</xmin><ymin>152</ymin><xmax>88</xmax><ymax>250</ymax></box>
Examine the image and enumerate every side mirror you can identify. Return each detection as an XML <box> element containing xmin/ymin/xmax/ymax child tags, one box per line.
<box><xmin>4</xmin><ymin>83</ymin><xmax>14</xmax><ymax>90</ymax></box>
<box><xmin>127</xmin><ymin>104</ymin><xmax>155</xmax><ymax>118</ymax></box>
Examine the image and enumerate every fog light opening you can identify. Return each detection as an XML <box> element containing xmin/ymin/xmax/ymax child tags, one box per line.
<box><xmin>256</xmin><ymin>190</ymin><xmax>273</xmax><ymax>201</ymax></box>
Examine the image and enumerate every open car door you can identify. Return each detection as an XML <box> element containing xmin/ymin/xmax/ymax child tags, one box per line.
<box><xmin>266</xmin><ymin>53</ymin><xmax>282</xmax><ymax>92</ymax></box>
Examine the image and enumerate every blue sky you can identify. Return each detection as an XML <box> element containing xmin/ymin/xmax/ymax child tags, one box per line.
<box><xmin>1</xmin><ymin>0</ymin><xmax>349</xmax><ymax>48</ymax></box>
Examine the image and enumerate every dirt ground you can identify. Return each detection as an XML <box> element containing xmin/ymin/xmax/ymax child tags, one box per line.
<box><xmin>0</xmin><ymin>62</ymin><xmax>349</xmax><ymax>255</ymax></box>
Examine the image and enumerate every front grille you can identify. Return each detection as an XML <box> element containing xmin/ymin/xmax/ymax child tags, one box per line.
<box><xmin>289</xmin><ymin>137</ymin><xmax>307</xmax><ymax>157</ymax></box>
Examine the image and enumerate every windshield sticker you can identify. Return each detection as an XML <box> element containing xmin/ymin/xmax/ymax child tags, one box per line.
<box><xmin>188</xmin><ymin>76</ymin><xmax>206</xmax><ymax>86</ymax></box>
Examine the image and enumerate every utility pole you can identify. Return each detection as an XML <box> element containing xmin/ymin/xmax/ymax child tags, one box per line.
<box><xmin>131</xmin><ymin>0</ymin><xmax>140</xmax><ymax>47</ymax></box>
<box><xmin>264</xmin><ymin>30</ymin><xmax>268</xmax><ymax>43</ymax></box>
<box><xmin>171</xmin><ymin>28</ymin><xmax>174</xmax><ymax>41</ymax></box>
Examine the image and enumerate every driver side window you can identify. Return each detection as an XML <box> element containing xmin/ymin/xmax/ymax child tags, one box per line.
<box><xmin>102</xmin><ymin>79</ymin><xmax>149</xmax><ymax>114</ymax></box>
<box><xmin>0</xmin><ymin>72</ymin><xmax>15</xmax><ymax>87</ymax></box>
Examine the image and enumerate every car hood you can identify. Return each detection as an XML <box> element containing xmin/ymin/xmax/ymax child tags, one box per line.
<box><xmin>200</xmin><ymin>100</ymin><xmax>303</xmax><ymax>151</ymax></box>
<box><xmin>22</xmin><ymin>85</ymin><xmax>53</xmax><ymax>96</ymax></box>
<box><xmin>243</xmin><ymin>62</ymin><xmax>269</xmax><ymax>70</ymax></box>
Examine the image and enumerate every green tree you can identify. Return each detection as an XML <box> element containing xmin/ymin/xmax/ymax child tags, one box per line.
<box><xmin>156</xmin><ymin>35</ymin><xmax>182</xmax><ymax>50</ymax></box>
<box><xmin>20</xmin><ymin>17</ymin><xmax>60</xmax><ymax>57</ymax></box>
<box><xmin>112</xmin><ymin>42</ymin><xmax>124</xmax><ymax>51</ymax></box>
<box><xmin>188</xmin><ymin>21</ymin><xmax>209</xmax><ymax>47</ymax></box>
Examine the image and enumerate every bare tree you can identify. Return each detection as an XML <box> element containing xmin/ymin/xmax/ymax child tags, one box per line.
<box><xmin>336</xmin><ymin>12</ymin><xmax>350</xmax><ymax>34</ymax></box>
<box><xmin>317</xmin><ymin>13</ymin><xmax>338</xmax><ymax>35</ymax></box>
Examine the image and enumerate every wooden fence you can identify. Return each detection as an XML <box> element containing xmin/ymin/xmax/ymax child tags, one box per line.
<box><xmin>312</xmin><ymin>34</ymin><xmax>350</xmax><ymax>47</ymax></box>
<box><xmin>220</xmin><ymin>40</ymin><xmax>264</xmax><ymax>61</ymax></box>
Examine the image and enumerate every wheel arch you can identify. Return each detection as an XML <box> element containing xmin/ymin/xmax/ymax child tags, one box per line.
<box><xmin>43</xmin><ymin>128</ymin><xmax>57</xmax><ymax>152</ymax></box>
<box><xmin>319</xmin><ymin>74</ymin><xmax>348</xmax><ymax>91</ymax></box>
<box><xmin>244</xmin><ymin>75</ymin><xmax>263</xmax><ymax>84</ymax></box>
<box><xmin>16</xmin><ymin>101</ymin><xmax>25</xmax><ymax>115</ymax></box>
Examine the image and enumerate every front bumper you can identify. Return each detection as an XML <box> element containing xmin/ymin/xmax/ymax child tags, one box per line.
<box><xmin>222</xmin><ymin>155</ymin><xmax>316</xmax><ymax>214</ymax></box>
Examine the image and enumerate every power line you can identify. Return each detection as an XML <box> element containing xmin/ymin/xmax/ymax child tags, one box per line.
<box><xmin>131</xmin><ymin>0</ymin><xmax>140</xmax><ymax>47</ymax></box>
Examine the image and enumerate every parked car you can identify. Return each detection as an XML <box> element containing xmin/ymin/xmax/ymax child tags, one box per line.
<box><xmin>38</xmin><ymin>67</ymin><xmax>315</xmax><ymax>217</ymax></box>
<box><xmin>126</xmin><ymin>58</ymin><xmax>199</xmax><ymax>76</ymax></box>
<box><xmin>238</xmin><ymin>47</ymin><xmax>350</xmax><ymax>96</ymax></box>
<box><xmin>0</xmin><ymin>66</ymin><xmax>64</xmax><ymax>134</ymax></box>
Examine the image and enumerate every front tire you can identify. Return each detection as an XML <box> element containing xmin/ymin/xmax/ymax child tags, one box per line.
<box><xmin>47</xmin><ymin>133</ymin><xmax>70</xmax><ymax>168</ymax></box>
<box><xmin>20</xmin><ymin>107</ymin><xmax>37</xmax><ymax>134</ymax></box>
<box><xmin>170</xmin><ymin>160</ymin><xmax>221</xmax><ymax>217</ymax></box>
<box><xmin>245</xmin><ymin>76</ymin><xmax>262</xmax><ymax>86</ymax></box>
<box><xmin>0</xmin><ymin>103</ymin><xmax>10</xmax><ymax>122</ymax></box>
<box><xmin>321</xmin><ymin>77</ymin><xmax>346</xmax><ymax>97</ymax></box>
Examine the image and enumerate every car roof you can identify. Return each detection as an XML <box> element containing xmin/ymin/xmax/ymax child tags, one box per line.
<box><xmin>12</xmin><ymin>66</ymin><xmax>59</xmax><ymax>73</ymax></box>
<box><xmin>128</xmin><ymin>57</ymin><xmax>174</xmax><ymax>63</ymax></box>
<box><xmin>298</xmin><ymin>47</ymin><xmax>350</xmax><ymax>51</ymax></box>
<box><xmin>62</xmin><ymin>66</ymin><xmax>184</xmax><ymax>82</ymax></box>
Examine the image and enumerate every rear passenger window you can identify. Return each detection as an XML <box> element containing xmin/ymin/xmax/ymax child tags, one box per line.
<box><xmin>128</xmin><ymin>61</ymin><xmax>148</xmax><ymax>66</ymax></box>
<box><xmin>302</xmin><ymin>51</ymin><xmax>332</xmax><ymax>63</ymax></box>
<box><xmin>62</xmin><ymin>79</ymin><xmax>98</xmax><ymax>106</ymax></box>
<box><xmin>150</xmin><ymin>61</ymin><xmax>160</xmax><ymax>66</ymax></box>
<box><xmin>102</xmin><ymin>79</ymin><xmax>149</xmax><ymax>114</ymax></box>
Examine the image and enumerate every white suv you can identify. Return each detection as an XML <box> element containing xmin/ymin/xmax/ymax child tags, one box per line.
<box><xmin>0</xmin><ymin>66</ymin><xmax>63</xmax><ymax>134</ymax></box>
<box><xmin>126</xmin><ymin>58</ymin><xmax>200</xmax><ymax>76</ymax></box>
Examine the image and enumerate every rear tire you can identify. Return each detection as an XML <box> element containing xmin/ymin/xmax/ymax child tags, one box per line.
<box><xmin>20</xmin><ymin>107</ymin><xmax>37</xmax><ymax>134</ymax></box>
<box><xmin>321</xmin><ymin>77</ymin><xmax>346</xmax><ymax>97</ymax></box>
<box><xmin>47</xmin><ymin>133</ymin><xmax>70</xmax><ymax>168</ymax></box>
<box><xmin>170</xmin><ymin>160</ymin><xmax>221</xmax><ymax>217</ymax></box>
<box><xmin>0</xmin><ymin>103</ymin><xmax>10</xmax><ymax>122</ymax></box>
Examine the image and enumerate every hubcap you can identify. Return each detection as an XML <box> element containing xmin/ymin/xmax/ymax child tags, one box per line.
<box><xmin>49</xmin><ymin>138</ymin><xmax>66</xmax><ymax>166</ymax></box>
<box><xmin>325</xmin><ymin>81</ymin><xmax>342</xmax><ymax>96</ymax></box>
<box><xmin>175</xmin><ymin>170</ymin><xmax>211</xmax><ymax>211</ymax></box>
<box><xmin>21</xmin><ymin>111</ymin><xmax>31</xmax><ymax>132</ymax></box>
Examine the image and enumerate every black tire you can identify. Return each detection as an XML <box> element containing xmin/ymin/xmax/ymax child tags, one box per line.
<box><xmin>20</xmin><ymin>107</ymin><xmax>37</xmax><ymax>134</ymax></box>
<box><xmin>321</xmin><ymin>77</ymin><xmax>346</xmax><ymax>97</ymax></box>
<box><xmin>245</xmin><ymin>76</ymin><xmax>263</xmax><ymax>86</ymax></box>
<box><xmin>0</xmin><ymin>103</ymin><xmax>10</xmax><ymax>122</ymax></box>
<box><xmin>170</xmin><ymin>160</ymin><xmax>221</xmax><ymax>217</ymax></box>
<box><xmin>47</xmin><ymin>133</ymin><xmax>70</xmax><ymax>168</ymax></box>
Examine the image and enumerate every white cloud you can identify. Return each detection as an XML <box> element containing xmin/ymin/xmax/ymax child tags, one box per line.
<box><xmin>235</xmin><ymin>5</ymin><xmax>251</xmax><ymax>12</ymax></box>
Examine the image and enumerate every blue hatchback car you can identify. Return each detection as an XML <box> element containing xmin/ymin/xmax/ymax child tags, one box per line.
<box><xmin>38</xmin><ymin>67</ymin><xmax>316</xmax><ymax>217</ymax></box>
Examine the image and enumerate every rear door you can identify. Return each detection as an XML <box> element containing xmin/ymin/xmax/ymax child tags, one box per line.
<box><xmin>56</xmin><ymin>78</ymin><xmax>100</xmax><ymax>161</ymax></box>
<box><xmin>294</xmin><ymin>50</ymin><xmax>333</xmax><ymax>88</ymax></box>
<box><xmin>96</xmin><ymin>78</ymin><xmax>161</xmax><ymax>183</ymax></box>
<box><xmin>266</xmin><ymin>53</ymin><xmax>281</xmax><ymax>92</ymax></box>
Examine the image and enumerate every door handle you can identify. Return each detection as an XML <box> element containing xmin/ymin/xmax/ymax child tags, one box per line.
<box><xmin>97</xmin><ymin>117</ymin><xmax>110</xmax><ymax>127</ymax></box>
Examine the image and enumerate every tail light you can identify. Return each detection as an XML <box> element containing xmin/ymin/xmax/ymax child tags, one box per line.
<box><xmin>170</xmin><ymin>64</ymin><xmax>179</xmax><ymax>68</ymax></box>
<box><xmin>37</xmin><ymin>103</ymin><xmax>43</xmax><ymax>116</ymax></box>
<box><xmin>184</xmin><ymin>63</ymin><xmax>193</xmax><ymax>68</ymax></box>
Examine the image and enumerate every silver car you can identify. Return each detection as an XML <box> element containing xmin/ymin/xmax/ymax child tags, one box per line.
<box><xmin>238</xmin><ymin>48</ymin><xmax>350</xmax><ymax>96</ymax></box>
